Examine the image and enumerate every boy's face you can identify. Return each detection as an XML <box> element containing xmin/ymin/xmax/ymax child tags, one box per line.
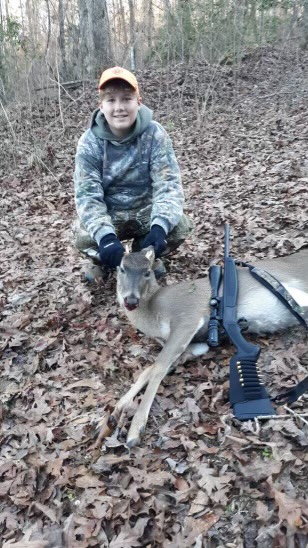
<box><xmin>100</xmin><ymin>84</ymin><xmax>140</xmax><ymax>138</ymax></box>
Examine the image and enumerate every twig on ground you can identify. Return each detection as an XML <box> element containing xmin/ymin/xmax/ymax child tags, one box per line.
<box><xmin>89</xmin><ymin>414</ymin><xmax>114</xmax><ymax>450</ymax></box>
<box><xmin>225</xmin><ymin>434</ymin><xmax>249</xmax><ymax>445</ymax></box>
<box><xmin>257</xmin><ymin>90</ymin><xmax>296</xmax><ymax>99</ymax></box>
<box><xmin>35</xmin><ymin>80</ymin><xmax>85</xmax><ymax>93</ymax></box>
<box><xmin>284</xmin><ymin>404</ymin><xmax>308</xmax><ymax>426</ymax></box>
<box><xmin>32</xmin><ymin>154</ymin><xmax>63</xmax><ymax>185</ymax></box>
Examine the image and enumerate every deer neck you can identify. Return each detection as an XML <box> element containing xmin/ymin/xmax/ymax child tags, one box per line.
<box><xmin>143</xmin><ymin>278</ymin><xmax>160</xmax><ymax>301</ymax></box>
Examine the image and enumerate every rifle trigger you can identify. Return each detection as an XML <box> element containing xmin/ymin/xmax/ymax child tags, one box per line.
<box><xmin>238</xmin><ymin>317</ymin><xmax>249</xmax><ymax>332</ymax></box>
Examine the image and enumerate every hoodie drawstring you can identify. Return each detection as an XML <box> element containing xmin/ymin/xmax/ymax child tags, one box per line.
<box><xmin>137</xmin><ymin>136</ymin><xmax>142</xmax><ymax>165</ymax></box>
<box><xmin>103</xmin><ymin>140</ymin><xmax>108</xmax><ymax>178</ymax></box>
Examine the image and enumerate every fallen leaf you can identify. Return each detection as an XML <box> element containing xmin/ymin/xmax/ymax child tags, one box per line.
<box><xmin>75</xmin><ymin>474</ymin><xmax>105</xmax><ymax>489</ymax></box>
<box><xmin>256</xmin><ymin>500</ymin><xmax>273</xmax><ymax>523</ymax></box>
<box><xmin>270</xmin><ymin>486</ymin><xmax>308</xmax><ymax>528</ymax></box>
<box><xmin>32</xmin><ymin>501</ymin><xmax>58</xmax><ymax>523</ymax></box>
<box><xmin>196</xmin><ymin>464</ymin><xmax>235</xmax><ymax>497</ymax></box>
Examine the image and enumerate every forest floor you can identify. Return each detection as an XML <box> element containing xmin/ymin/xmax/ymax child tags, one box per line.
<box><xmin>1</xmin><ymin>44</ymin><xmax>308</xmax><ymax>548</ymax></box>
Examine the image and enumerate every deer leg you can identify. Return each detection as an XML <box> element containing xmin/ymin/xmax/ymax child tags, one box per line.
<box><xmin>109</xmin><ymin>364</ymin><xmax>154</xmax><ymax>425</ymax></box>
<box><xmin>115</xmin><ymin>341</ymin><xmax>205</xmax><ymax>421</ymax></box>
<box><xmin>179</xmin><ymin>342</ymin><xmax>209</xmax><ymax>364</ymax></box>
<box><xmin>126</xmin><ymin>328</ymin><xmax>208</xmax><ymax>446</ymax></box>
<box><xmin>126</xmin><ymin>361</ymin><xmax>174</xmax><ymax>447</ymax></box>
<box><xmin>114</xmin><ymin>344</ymin><xmax>204</xmax><ymax>427</ymax></box>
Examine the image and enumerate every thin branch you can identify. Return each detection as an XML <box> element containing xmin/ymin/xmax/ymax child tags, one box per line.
<box><xmin>33</xmin><ymin>154</ymin><xmax>63</xmax><ymax>186</ymax></box>
<box><xmin>46</xmin><ymin>76</ymin><xmax>80</xmax><ymax>103</ymax></box>
<box><xmin>55</xmin><ymin>58</ymin><xmax>65</xmax><ymax>129</ymax></box>
<box><xmin>284</xmin><ymin>404</ymin><xmax>308</xmax><ymax>426</ymax></box>
<box><xmin>34</xmin><ymin>80</ymin><xmax>84</xmax><ymax>92</ymax></box>
<box><xmin>0</xmin><ymin>98</ymin><xmax>17</xmax><ymax>142</ymax></box>
<box><xmin>257</xmin><ymin>90</ymin><xmax>297</xmax><ymax>100</ymax></box>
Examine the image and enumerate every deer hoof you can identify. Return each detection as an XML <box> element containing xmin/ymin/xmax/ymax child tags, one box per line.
<box><xmin>126</xmin><ymin>422</ymin><xmax>146</xmax><ymax>447</ymax></box>
<box><xmin>126</xmin><ymin>435</ymin><xmax>141</xmax><ymax>448</ymax></box>
<box><xmin>107</xmin><ymin>414</ymin><xmax>118</xmax><ymax>428</ymax></box>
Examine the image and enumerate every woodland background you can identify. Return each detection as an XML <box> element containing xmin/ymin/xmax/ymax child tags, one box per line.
<box><xmin>1</xmin><ymin>0</ymin><xmax>308</xmax><ymax>547</ymax></box>
<box><xmin>1</xmin><ymin>0</ymin><xmax>308</xmax><ymax>98</ymax></box>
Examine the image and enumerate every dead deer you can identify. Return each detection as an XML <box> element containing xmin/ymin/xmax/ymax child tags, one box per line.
<box><xmin>109</xmin><ymin>246</ymin><xmax>308</xmax><ymax>447</ymax></box>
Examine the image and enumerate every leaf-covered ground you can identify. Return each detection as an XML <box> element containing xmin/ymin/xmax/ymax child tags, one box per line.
<box><xmin>1</xmin><ymin>45</ymin><xmax>308</xmax><ymax>547</ymax></box>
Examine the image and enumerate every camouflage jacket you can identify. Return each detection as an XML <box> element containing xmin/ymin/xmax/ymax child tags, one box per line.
<box><xmin>74</xmin><ymin>105</ymin><xmax>184</xmax><ymax>244</ymax></box>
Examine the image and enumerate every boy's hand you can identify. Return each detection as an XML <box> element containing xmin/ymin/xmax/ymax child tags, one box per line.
<box><xmin>142</xmin><ymin>225</ymin><xmax>167</xmax><ymax>258</ymax></box>
<box><xmin>99</xmin><ymin>234</ymin><xmax>124</xmax><ymax>269</ymax></box>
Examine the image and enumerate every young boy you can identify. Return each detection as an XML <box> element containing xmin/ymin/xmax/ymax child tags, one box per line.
<box><xmin>73</xmin><ymin>66</ymin><xmax>192</xmax><ymax>278</ymax></box>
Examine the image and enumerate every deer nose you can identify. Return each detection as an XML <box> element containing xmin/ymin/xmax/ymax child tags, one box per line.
<box><xmin>124</xmin><ymin>296</ymin><xmax>139</xmax><ymax>311</ymax></box>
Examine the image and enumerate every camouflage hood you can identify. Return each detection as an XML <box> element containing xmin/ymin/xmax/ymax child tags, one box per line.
<box><xmin>90</xmin><ymin>104</ymin><xmax>153</xmax><ymax>144</ymax></box>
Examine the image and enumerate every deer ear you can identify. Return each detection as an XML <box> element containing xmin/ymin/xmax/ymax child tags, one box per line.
<box><xmin>141</xmin><ymin>246</ymin><xmax>155</xmax><ymax>264</ymax></box>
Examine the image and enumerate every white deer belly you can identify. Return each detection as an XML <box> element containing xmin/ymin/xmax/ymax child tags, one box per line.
<box><xmin>287</xmin><ymin>286</ymin><xmax>308</xmax><ymax>306</ymax></box>
<box><xmin>238</xmin><ymin>282</ymin><xmax>308</xmax><ymax>334</ymax></box>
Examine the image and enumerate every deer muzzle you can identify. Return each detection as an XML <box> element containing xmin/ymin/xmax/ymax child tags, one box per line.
<box><xmin>124</xmin><ymin>296</ymin><xmax>139</xmax><ymax>311</ymax></box>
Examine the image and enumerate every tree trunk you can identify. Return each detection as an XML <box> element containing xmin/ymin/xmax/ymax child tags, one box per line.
<box><xmin>44</xmin><ymin>0</ymin><xmax>51</xmax><ymax>58</ymax></box>
<box><xmin>0</xmin><ymin>0</ymin><xmax>4</xmax><ymax>95</ymax></box>
<box><xmin>147</xmin><ymin>0</ymin><xmax>154</xmax><ymax>54</ymax></box>
<box><xmin>78</xmin><ymin>0</ymin><xmax>112</xmax><ymax>79</ymax></box>
<box><xmin>128</xmin><ymin>0</ymin><xmax>136</xmax><ymax>66</ymax></box>
<box><xmin>58</xmin><ymin>0</ymin><xmax>67</xmax><ymax>78</ymax></box>
<box><xmin>119</xmin><ymin>0</ymin><xmax>129</xmax><ymax>50</ymax></box>
<box><xmin>302</xmin><ymin>0</ymin><xmax>308</xmax><ymax>49</ymax></box>
<box><xmin>25</xmin><ymin>0</ymin><xmax>38</xmax><ymax>51</ymax></box>
<box><xmin>4</xmin><ymin>0</ymin><xmax>9</xmax><ymax>19</ymax></box>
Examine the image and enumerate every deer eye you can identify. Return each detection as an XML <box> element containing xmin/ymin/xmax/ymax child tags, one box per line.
<box><xmin>120</xmin><ymin>267</ymin><xmax>125</xmax><ymax>273</ymax></box>
<box><xmin>144</xmin><ymin>270</ymin><xmax>151</xmax><ymax>278</ymax></box>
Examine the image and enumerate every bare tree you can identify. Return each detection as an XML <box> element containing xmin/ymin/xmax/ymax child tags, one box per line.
<box><xmin>302</xmin><ymin>0</ymin><xmax>308</xmax><ymax>48</ymax></box>
<box><xmin>119</xmin><ymin>0</ymin><xmax>129</xmax><ymax>49</ymax></box>
<box><xmin>78</xmin><ymin>0</ymin><xmax>112</xmax><ymax>78</ymax></box>
<box><xmin>58</xmin><ymin>0</ymin><xmax>67</xmax><ymax>77</ymax></box>
<box><xmin>128</xmin><ymin>0</ymin><xmax>136</xmax><ymax>66</ymax></box>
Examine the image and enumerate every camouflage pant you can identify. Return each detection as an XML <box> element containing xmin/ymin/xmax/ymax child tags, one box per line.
<box><xmin>72</xmin><ymin>213</ymin><xmax>194</xmax><ymax>263</ymax></box>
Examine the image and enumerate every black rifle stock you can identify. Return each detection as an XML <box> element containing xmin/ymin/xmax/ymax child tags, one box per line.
<box><xmin>222</xmin><ymin>224</ymin><xmax>276</xmax><ymax>419</ymax></box>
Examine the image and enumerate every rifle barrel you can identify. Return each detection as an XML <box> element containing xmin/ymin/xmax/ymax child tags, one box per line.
<box><xmin>224</xmin><ymin>223</ymin><xmax>230</xmax><ymax>260</ymax></box>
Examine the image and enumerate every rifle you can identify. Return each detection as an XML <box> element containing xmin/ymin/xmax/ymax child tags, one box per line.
<box><xmin>207</xmin><ymin>264</ymin><xmax>223</xmax><ymax>348</ymax></box>
<box><xmin>223</xmin><ymin>224</ymin><xmax>276</xmax><ymax>419</ymax></box>
<box><xmin>208</xmin><ymin>224</ymin><xmax>276</xmax><ymax>419</ymax></box>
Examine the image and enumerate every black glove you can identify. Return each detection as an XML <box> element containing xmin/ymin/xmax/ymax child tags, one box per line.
<box><xmin>141</xmin><ymin>225</ymin><xmax>167</xmax><ymax>258</ymax></box>
<box><xmin>99</xmin><ymin>234</ymin><xmax>124</xmax><ymax>269</ymax></box>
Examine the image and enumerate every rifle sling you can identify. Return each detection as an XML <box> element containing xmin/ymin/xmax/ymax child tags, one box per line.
<box><xmin>271</xmin><ymin>376</ymin><xmax>308</xmax><ymax>406</ymax></box>
<box><xmin>236</xmin><ymin>261</ymin><xmax>308</xmax><ymax>329</ymax></box>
